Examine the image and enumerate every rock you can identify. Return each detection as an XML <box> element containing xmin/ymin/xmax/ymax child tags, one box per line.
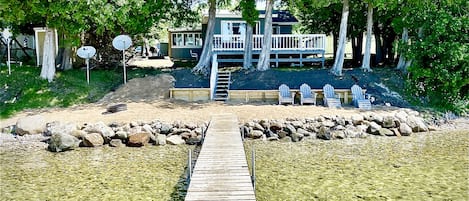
<box><xmin>395</xmin><ymin>111</ymin><xmax>408</xmax><ymax>123</ymax></box>
<box><xmin>382</xmin><ymin>116</ymin><xmax>397</xmax><ymax>128</ymax></box>
<box><xmin>399</xmin><ymin>123</ymin><xmax>413</xmax><ymax>136</ymax></box>
<box><xmin>172</xmin><ymin>128</ymin><xmax>192</xmax><ymax>135</ymax></box>
<box><xmin>115</xmin><ymin>131</ymin><xmax>128</xmax><ymax>139</ymax></box>
<box><xmin>428</xmin><ymin>125</ymin><xmax>437</xmax><ymax>131</ymax></box>
<box><xmin>290</xmin><ymin>121</ymin><xmax>304</xmax><ymax>128</ymax></box>
<box><xmin>84</xmin><ymin>122</ymin><xmax>115</xmax><ymax>139</ymax></box>
<box><xmin>70</xmin><ymin>130</ymin><xmax>87</xmax><ymax>139</ymax></box>
<box><xmin>249</xmin><ymin>130</ymin><xmax>264</xmax><ymax>139</ymax></box>
<box><xmin>149</xmin><ymin>133</ymin><xmax>157</xmax><ymax>143</ymax></box>
<box><xmin>334</xmin><ymin>125</ymin><xmax>346</xmax><ymax>131</ymax></box>
<box><xmin>379</xmin><ymin>128</ymin><xmax>394</xmax><ymax>136</ymax></box>
<box><xmin>351</xmin><ymin>114</ymin><xmax>365</xmax><ymax>125</ymax></box>
<box><xmin>82</xmin><ymin>133</ymin><xmax>104</xmax><ymax>147</ymax></box>
<box><xmin>317</xmin><ymin>126</ymin><xmax>332</xmax><ymax>140</ymax></box>
<box><xmin>278</xmin><ymin>130</ymin><xmax>288</xmax><ymax>139</ymax></box>
<box><xmin>269</xmin><ymin>121</ymin><xmax>283</xmax><ymax>131</ymax></box>
<box><xmin>46</xmin><ymin>121</ymin><xmax>78</xmax><ymax>136</ymax></box>
<box><xmin>336</xmin><ymin>118</ymin><xmax>346</xmax><ymax>126</ymax></box>
<box><xmin>321</xmin><ymin>120</ymin><xmax>335</xmax><ymax>128</ymax></box>
<box><xmin>127</xmin><ymin>133</ymin><xmax>150</xmax><ymax>147</ymax></box>
<box><xmin>156</xmin><ymin>134</ymin><xmax>167</xmax><ymax>145</ymax></box>
<box><xmin>160</xmin><ymin>123</ymin><xmax>172</xmax><ymax>134</ymax></box>
<box><xmin>48</xmin><ymin>133</ymin><xmax>80</xmax><ymax>152</ymax></box>
<box><xmin>280</xmin><ymin>136</ymin><xmax>292</xmax><ymax>142</ymax></box>
<box><xmin>291</xmin><ymin>132</ymin><xmax>304</xmax><ymax>142</ymax></box>
<box><xmin>367</xmin><ymin>122</ymin><xmax>382</xmax><ymax>135</ymax></box>
<box><xmin>109</xmin><ymin>139</ymin><xmax>125</xmax><ymax>147</ymax></box>
<box><xmin>253</xmin><ymin>123</ymin><xmax>265</xmax><ymax>131</ymax></box>
<box><xmin>407</xmin><ymin>116</ymin><xmax>428</xmax><ymax>132</ymax></box>
<box><xmin>344</xmin><ymin>125</ymin><xmax>361</xmax><ymax>138</ymax></box>
<box><xmin>267</xmin><ymin>136</ymin><xmax>279</xmax><ymax>141</ymax></box>
<box><xmin>142</xmin><ymin>124</ymin><xmax>154</xmax><ymax>134</ymax></box>
<box><xmin>240</xmin><ymin>126</ymin><xmax>250</xmax><ymax>139</ymax></box>
<box><xmin>184</xmin><ymin>122</ymin><xmax>197</xmax><ymax>130</ymax></box>
<box><xmin>369</xmin><ymin>113</ymin><xmax>384</xmax><ymax>125</ymax></box>
<box><xmin>180</xmin><ymin>132</ymin><xmax>192</xmax><ymax>140</ymax></box>
<box><xmin>106</xmin><ymin>103</ymin><xmax>127</xmax><ymax>113</ymax></box>
<box><xmin>16</xmin><ymin>115</ymin><xmax>46</xmax><ymax>135</ymax></box>
<box><xmin>390</xmin><ymin>128</ymin><xmax>401</xmax><ymax>137</ymax></box>
<box><xmin>284</xmin><ymin>124</ymin><xmax>296</xmax><ymax>134</ymax></box>
<box><xmin>166</xmin><ymin>135</ymin><xmax>185</xmax><ymax>145</ymax></box>
<box><xmin>331</xmin><ymin>130</ymin><xmax>345</xmax><ymax>139</ymax></box>
<box><xmin>186</xmin><ymin>136</ymin><xmax>202</xmax><ymax>145</ymax></box>
<box><xmin>296</xmin><ymin>128</ymin><xmax>312</xmax><ymax>137</ymax></box>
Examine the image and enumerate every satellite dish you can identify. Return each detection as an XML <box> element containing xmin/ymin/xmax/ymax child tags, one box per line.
<box><xmin>112</xmin><ymin>35</ymin><xmax>132</xmax><ymax>51</ymax></box>
<box><xmin>77</xmin><ymin>46</ymin><xmax>96</xmax><ymax>59</ymax></box>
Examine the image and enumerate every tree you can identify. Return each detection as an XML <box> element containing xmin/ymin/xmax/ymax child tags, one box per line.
<box><xmin>330</xmin><ymin>0</ymin><xmax>349</xmax><ymax>76</ymax></box>
<box><xmin>239</xmin><ymin>0</ymin><xmax>259</xmax><ymax>70</ymax></box>
<box><xmin>256</xmin><ymin>0</ymin><xmax>273</xmax><ymax>71</ymax></box>
<box><xmin>360</xmin><ymin>2</ymin><xmax>373</xmax><ymax>72</ymax></box>
<box><xmin>192</xmin><ymin>0</ymin><xmax>217</xmax><ymax>75</ymax></box>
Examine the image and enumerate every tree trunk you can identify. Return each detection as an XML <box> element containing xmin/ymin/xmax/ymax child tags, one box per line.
<box><xmin>374</xmin><ymin>28</ymin><xmax>383</xmax><ymax>65</ymax></box>
<box><xmin>144</xmin><ymin>37</ymin><xmax>150</xmax><ymax>58</ymax></box>
<box><xmin>40</xmin><ymin>28</ymin><xmax>56</xmax><ymax>82</ymax></box>
<box><xmin>192</xmin><ymin>0</ymin><xmax>216</xmax><ymax>75</ymax></box>
<box><xmin>331</xmin><ymin>0</ymin><xmax>349</xmax><ymax>76</ymax></box>
<box><xmin>56</xmin><ymin>33</ymin><xmax>72</xmax><ymax>71</ymax></box>
<box><xmin>361</xmin><ymin>3</ymin><xmax>373</xmax><ymax>72</ymax></box>
<box><xmin>396</xmin><ymin>27</ymin><xmax>410</xmax><ymax>72</ymax></box>
<box><xmin>351</xmin><ymin>33</ymin><xmax>363</xmax><ymax>67</ymax></box>
<box><xmin>256</xmin><ymin>0</ymin><xmax>273</xmax><ymax>71</ymax></box>
<box><xmin>332</xmin><ymin>32</ymin><xmax>338</xmax><ymax>61</ymax></box>
<box><xmin>243</xmin><ymin>24</ymin><xmax>254</xmax><ymax>69</ymax></box>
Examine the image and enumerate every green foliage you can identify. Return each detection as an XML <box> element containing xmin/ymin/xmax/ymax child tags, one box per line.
<box><xmin>401</xmin><ymin>1</ymin><xmax>469</xmax><ymax>115</ymax></box>
<box><xmin>239</xmin><ymin>0</ymin><xmax>259</xmax><ymax>26</ymax></box>
<box><xmin>0</xmin><ymin>65</ymin><xmax>161</xmax><ymax>118</ymax></box>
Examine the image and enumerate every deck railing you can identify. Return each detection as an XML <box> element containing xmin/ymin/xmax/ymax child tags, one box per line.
<box><xmin>213</xmin><ymin>34</ymin><xmax>326</xmax><ymax>52</ymax></box>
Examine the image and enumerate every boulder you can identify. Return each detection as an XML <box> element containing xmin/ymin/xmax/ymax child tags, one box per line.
<box><xmin>369</xmin><ymin>113</ymin><xmax>384</xmax><ymax>125</ymax></box>
<box><xmin>172</xmin><ymin>128</ymin><xmax>192</xmax><ymax>135</ymax></box>
<box><xmin>291</xmin><ymin>132</ymin><xmax>304</xmax><ymax>142</ymax></box>
<box><xmin>395</xmin><ymin>111</ymin><xmax>408</xmax><ymax>123</ymax></box>
<box><xmin>290</xmin><ymin>121</ymin><xmax>304</xmax><ymax>128</ymax></box>
<box><xmin>48</xmin><ymin>133</ymin><xmax>80</xmax><ymax>152</ymax></box>
<box><xmin>378</xmin><ymin>128</ymin><xmax>394</xmax><ymax>136</ymax></box>
<box><xmin>336</xmin><ymin>118</ymin><xmax>346</xmax><ymax>126</ymax></box>
<box><xmin>186</xmin><ymin>136</ymin><xmax>202</xmax><ymax>145</ymax></box>
<box><xmin>16</xmin><ymin>115</ymin><xmax>46</xmax><ymax>135</ymax></box>
<box><xmin>317</xmin><ymin>126</ymin><xmax>332</xmax><ymax>140</ymax></box>
<box><xmin>296</xmin><ymin>128</ymin><xmax>312</xmax><ymax>137</ymax></box>
<box><xmin>399</xmin><ymin>123</ymin><xmax>413</xmax><ymax>136</ymax></box>
<box><xmin>334</xmin><ymin>125</ymin><xmax>346</xmax><ymax>131</ymax></box>
<box><xmin>331</xmin><ymin>130</ymin><xmax>346</xmax><ymax>139</ymax></box>
<box><xmin>321</xmin><ymin>120</ymin><xmax>335</xmax><ymax>128</ymax></box>
<box><xmin>160</xmin><ymin>123</ymin><xmax>172</xmax><ymax>134</ymax></box>
<box><xmin>267</xmin><ymin>136</ymin><xmax>279</xmax><ymax>141</ymax></box>
<box><xmin>382</xmin><ymin>116</ymin><xmax>397</xmax><ymax>128</ymax></box>
<box><xmin>46</xmin><ymin>121</ymin><xmax>78</xmax><ymax>136</ymax></box>
<box><xmin>367</xmin><ymin>122</ymin><xmax>382</xmax><ymax>135</ymax></box>
<box><xmin>84</xmin><ymin>122</ymin><xmax>115</xmax><ymax>139</ymax></box>
<box><xmin>70</xmin><ymin>130</ymin><xmax>87</xmax><ymax>139</ymax></box>
<box><xmin>109</xmin><ymin>139</ymin><xmax>125</xmax><ymax>147</ymax></box>
<box><xmin>278</xmin><ymin>130</ymin><xmax>288</xmax><ymax>139</ymax></box>
<box><xmin>127</xmin><ymin>133</ymin><xmax>150</xmax><ymax>147</ymax></box>
<box><xmin>390</xmin><ymin>128</ymin><xmax>401</xmax><ymax>137</ymax></box>
<box><xmin>142</xmin><ymin>124</ymin><xmax>154</xmax><ymax>134</ymax></box>
<box><xmin>82</xmin><ymin>133</ymin><xmax>104</xmax><ymax>147</ymax></box>
<box><xmin>344</xmin><ymin>125</ymin><xmax>362</xmax><ymax>138</ymax></box>
<box><xmin>166</xmin><ymin>135</ymin><xmax>185</xmax><ymax>145</ymax></box>
<box><xmin>115</xmin><ymin>131</ymin><xmax>128</xmax><ymax>139</ymax></box>
<box><xmin>284</xmin><ymin>124</ymin><xmax>296</xmax><ymax>134</ymax></box>
<box><xmin>407</xmin><ymin>116</ymin><xmax>428</xmax><ymax>132</ymax></box>
<box><xmin>180</xmin><ymin>132</ymin><xmax>192</xmax><ymax>140</ymax></box>
<box><xmin>269</xmin><ymin>121</ymin><xmax>283</xmax><ymax>131</ymax></box>
<box><xmin>253</xmin><ymin>123</ymin><xmax>265</xmax><ymax>131</ymax></box>
<box><xmin>249</xmin><ymin>130</ymin><xmax>264</xmax><ymax>139</ymax></box>
<box><xmin>351</xmin><ymin>114</ymin><xmax>365</xmax><ymax>125</ymax></box>
<box><xmin>280</xmin><ymin>136</ymin><xmax>292</xmax><ymax>142</ymax></box>
<box><xmin>156</xmin><ymin>134</ymin><xmax>167</xmax><ymax>146</ymax></box>
<box><xmin>184</xmin><ymin>122</ymin><xmax>197</xmax><ymax>130</ymax></box>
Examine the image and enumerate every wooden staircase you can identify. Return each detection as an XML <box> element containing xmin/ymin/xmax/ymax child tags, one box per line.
<box><xmin>213</xmin><ymin>71</ymin><xmax>231</xmax><ymax>101</ymax></box>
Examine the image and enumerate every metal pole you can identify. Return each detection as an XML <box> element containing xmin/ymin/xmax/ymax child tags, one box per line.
<box><xmin>122</xmin><ymin>48</ymin><xmax>126</xmax><ymax>84</ymax></box>
<box><xmin>188</xmin><ymin>149</ymin><xmax>192</xmax><ymax>182</ymax></box>
<box><xmin>86</xmin><ymin>55</ymin><xmax>90</xmax><ymax>84</ymax></box>
<box><xmin>7</xmin><ymin>38</ymin><xmax>11</xmax><ymax>75</ymax></box>
<box><xmin>251</xmin><ymin>145</ymin><xmax>256</xmax><ymax>191</ymax></box>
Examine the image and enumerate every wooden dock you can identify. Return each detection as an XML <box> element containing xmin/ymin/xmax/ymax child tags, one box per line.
<box><xmin>185</xmin><ymin>114</ymin><xmax>256</xmax><ymax>201</ymax></box>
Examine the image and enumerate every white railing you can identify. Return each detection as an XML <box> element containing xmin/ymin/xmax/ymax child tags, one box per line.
<box><xmin>210</xmin><ymin>53</ymin><xmax>218</xmax><ymax>100</ymax></box>
<box><xmin>213</xmin><ymin>34</ymin><xmax>326</xmax><ymax>52</ymax></box>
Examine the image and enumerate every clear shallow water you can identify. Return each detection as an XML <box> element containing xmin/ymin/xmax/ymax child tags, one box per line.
<box><xmin>0</xmin><ymin>145</ymin><xmax>191</xmax><ymax>201</ymax></box>
<box><xmin>245</xmin><ymin>131</ymin><xmax>469</xmax><ymax>201</ymax></box>
<box><xmin>1</xmin><ymin>131</ymin><xmax>468</xmax><ymax>201</ymax></box>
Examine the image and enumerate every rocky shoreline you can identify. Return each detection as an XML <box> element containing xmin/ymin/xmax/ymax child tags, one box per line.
<box><xmin>0</xmin><ymin>108</ymin><xmax>450</xmax><ymax>152</ymax></box>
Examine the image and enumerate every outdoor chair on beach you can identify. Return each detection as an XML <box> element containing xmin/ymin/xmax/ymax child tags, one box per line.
<box><xmin>278</xmin><ymin>84</ymin><xmax>294</xmax><ymax>105</ymax></box>
<box><xmin>299</xmin><ymin>83</ymin><xmax>316</xmax><ymax>105</ymax></box>
<box><xmin>351</xmin><ymin>84</ymin><xmax>372</xmax><ymax>109</ymax></box>
<box><xmin>322</xmin><ymin>84</ymin><xmax>341</xmax><ymax>108</ymax></box>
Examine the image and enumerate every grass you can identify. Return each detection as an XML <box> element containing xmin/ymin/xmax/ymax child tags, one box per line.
<box><xmin>0</xmin><ymin>65</ymin><xmax>161</xmax><ymax>118</ymax></box>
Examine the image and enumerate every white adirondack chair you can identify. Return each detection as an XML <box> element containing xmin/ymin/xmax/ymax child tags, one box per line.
<box><xmin>351</xmin><ymin>84</ymin><xmax>372</xmax><ymax>109</ymax></box>
<box><xmin>299</xmin><ymin>83</ymin><xmax>316</xmax><ymax>105</ymax></box>
<box><xmin>322</xmin><ymin>84</ymin><xmax>341</xmax><ymax>108</ymax></box>
<box><xmin>278</xmin><ymin>84</ymin><xmax>294</xmax><ymax>105</ymax></box>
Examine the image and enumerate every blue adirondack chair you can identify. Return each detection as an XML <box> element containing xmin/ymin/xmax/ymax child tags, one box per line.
<box><xmin>299</xmin><ymin>83</ymin><xmax>316</xmax><ymax>105</ymax></box>
<box><xmin>351</xmin><ymin>84</ymin><xmax>372</xmax><ymax>109</ymax></box>
<box><xmin>278</xmin><ymin>84</ymin><xmax>294</xmax><ymax>105</ymax></box>
<box><xmin>322</xmin><ymin>84</ymin><xmax>341</xmax><ymax>108</ymax></box>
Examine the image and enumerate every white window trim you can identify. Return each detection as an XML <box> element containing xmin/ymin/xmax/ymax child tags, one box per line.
<box><xmin>220</xmin><ymin>20</ymin><xmax>260</xmax><ymax>35</ymax></box>
<box><xmin>172</xmin><ymin>32</ymin><xmax>203</xmax><ymax>48</ymax></box>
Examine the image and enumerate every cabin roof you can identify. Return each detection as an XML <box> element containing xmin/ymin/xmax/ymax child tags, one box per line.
<box><xmin>202</xmin><ymin>9</ymin><xmax>298</xmax><ymax>25</ymax></box>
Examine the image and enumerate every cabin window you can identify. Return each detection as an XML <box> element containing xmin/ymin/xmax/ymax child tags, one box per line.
<box><xmin>172</xmin><ymin>33</ymin><xmax>203</xmax><ymax>48</ymax></box>
<box><xmin>221</xmin><ymin>21</ymin><xmax>260</xmax><ymax>36</ymax></box>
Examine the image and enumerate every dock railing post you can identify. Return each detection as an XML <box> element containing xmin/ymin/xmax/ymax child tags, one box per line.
<box><xmin>187</xmin><ymin>149</ymin><xmax>192</xmax><ymax>183</ymax></box>
<box><xmin>251</xmin><ymin>145</ymin><xmax>256</xmax><ymax>192</ymax></box>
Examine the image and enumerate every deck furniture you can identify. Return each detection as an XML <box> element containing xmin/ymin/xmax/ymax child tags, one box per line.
<box><xmin>351</xmin><ymin>84</ymin><xmax>372</xmax><ymax>109</ymax></box>
<box><xmin>299</xmin><ymin>83</ymin><xmax>316</xmax><ymax>105</ymax></box>
<box><xmin>322</xmin><ymin>84</ymin><xmax>341</xmax><ymax>108</ymax></box>
<box><xmin>278</xmin><ymin>84</ymin><xmax>294</xmax><ymax>105</ymax></box>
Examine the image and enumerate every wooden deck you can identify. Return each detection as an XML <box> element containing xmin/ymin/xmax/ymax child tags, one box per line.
<box><xmin>185</xmin><ymin>114</ymin><xmax>255</xmax><ymax>201</ymax></box>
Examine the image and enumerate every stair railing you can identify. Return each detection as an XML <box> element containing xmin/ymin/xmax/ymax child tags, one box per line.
<box><xmin>210</xmin><ymin>53</ymin><xmax>219</xmax><ymax>100</ymax></box>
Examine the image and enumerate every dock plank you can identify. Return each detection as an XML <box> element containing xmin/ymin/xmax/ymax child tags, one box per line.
<box><xmin>185</xmin><ymin>114</ymin><xmax>256</xmax><ymax>201</ymax></box>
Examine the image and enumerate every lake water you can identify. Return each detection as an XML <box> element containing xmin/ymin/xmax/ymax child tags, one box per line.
<box><xmin>1</xmin><ymin>131</ymin><xmax>468</xmax><ymax>201</ymax></box>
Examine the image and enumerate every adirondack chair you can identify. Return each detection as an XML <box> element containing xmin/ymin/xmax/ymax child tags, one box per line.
<box><xmin>351</xmin><ymin>84</ymin><xmax>372</xmax><ymax>109</ymax></box>
<box><xmin>322</xmin><ymin>84</ymin><xmax>341</xmax><ymax>108</ymax></box>
<box><xmin>278</xmin><ymin>84</ymin><xmax>294</xmax><ymax>105</ymax></box>
<box><xmin>299</xmin><ymin>83</ymin><xmax>316</xmax><ymax>105</ymax></box>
